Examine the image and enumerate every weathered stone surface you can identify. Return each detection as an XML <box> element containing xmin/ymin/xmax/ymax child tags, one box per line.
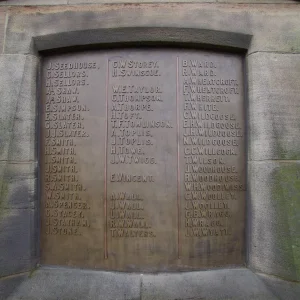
<box><xmin>8</xmin><ymin>118</ymin><xmax>36</xmax><ymax>162</ymax></box>
<box><xmin>33</xmin><ymin>27</ymin><xmax>250</xmax><ymax>55</ymax></box>
<box><xmin>6</xmin><ymin>267</ymin><xmax>141</xmax><ymax>300</ymax></box>
<box><xmin>248</xmin><ymin>160</ymin><xmax>300</xmax><ymax>281</ymax></box>
<box><xmin>3</xmin><ymin>4</ymin><xmax>300</xmax><ymax>55</ymax></box>
<box><xmin>0</xmin><ymin>54</ymin><xmax>38</xmax><ymax>162</ymax></box>
<box><xmin>0</xmin><ymin>162</ymin><xmax>36</xmax><ymax>278</ymax></box>
<box><xmin>0</xmin><ymin>209</ymin><xmax>36</xmax><ymax>277</ymax></box>
<box><xmin>2</xmin><ymin>266</ymin><xmax>300</xmax><ymax>299</ymax></box>
<box><xmin>0</xmin><ymin>0</ymin><xmax>67</xmax><ymax>5</ymax></box>
<box><xmin>217</xmin><ymin>0</ymin><xmax>296</xmax><ymax>2</ymax></box>
<box><xmin>258</xmin><ymin>273</ymin><xmax>300</xmax><ymax>300</ymax></box>
<box><xmin>69</xmin><ymin>0</ymin><xmax>216</xmax><ymax>4</ymax></box>
<box><xmin>141</xmin><ymin>268</ymin><xmax>276</xmax><ymax>300</ymax></box>
<box><xmin>0</xmin><ymin>162</ymin><xmax>36</xmax><ymax>209</ymax></box>
<box><xmin>0</xmin><ymin>8</ymin><xmax>6</xmax><ymax>54</ymax></box>
<box><xmin>0</xmin><ymin>273</ymin><xmax>28</xmax><ymax>300</ymax></box>
<box><xmin>248</xmin><ymin>53</ymin><xmax>300</xmax><ymax>161</ymax></box>
<box><xmin>2</xmin><ymin>266</ymin><xmax>300</xmax><ymax>300</ymax></box>
<box><xmin>0</xmin><ymin>0</ymin><xmax>296</xmax><ymax>5</ymax></box>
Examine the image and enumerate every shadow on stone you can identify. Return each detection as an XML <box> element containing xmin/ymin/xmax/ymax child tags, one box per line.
<box><xmin>0</xmin><ymin>274</ymin><xmax>28</xmax><ymax>300</ymax></box>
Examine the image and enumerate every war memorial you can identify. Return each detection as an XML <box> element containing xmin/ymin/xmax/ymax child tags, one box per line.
<box><xmin>0</xmin><ymin>0</ymin><xmax>300</xmax><ymax>299</ymax></box>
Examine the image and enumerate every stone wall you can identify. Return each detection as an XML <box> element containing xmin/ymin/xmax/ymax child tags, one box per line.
<box><xmin>0</xmin><ymin>0</ymin><xmax>299</xmax><ymax>299</ymax></box>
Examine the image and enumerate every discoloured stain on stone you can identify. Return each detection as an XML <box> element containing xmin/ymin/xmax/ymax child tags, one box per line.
<box><xmin>0</xmin><ymin>54</ymin><xmax>37</xmax><ymax>278</ymax></box>
<box><xmin>272</xmin><ymin>164</ymin><xmax>300</xmax><ymax>280</ymax></box>
<box><xmin>249</xmin><ymin>161</ymin><xmax>300</xmax><ymax>282</ymax></box>
<box><xmin>248</xmin><ymin>53</ymin><xmax>300</xmax><ymax>161</ymax></box>
<box><xmin>0</xmin><ymin>162</ymin><xmax>36</xmax><ymax>210</ymax></box>
<box><xmin>0</xmin><ymin>208</ymin><xmax>35</xmax><ymax>277</ymax></box>
<box><xmin>0</xmin><ymin>54</ymin><xmax>38</xmax><ymax>162</ymax></box>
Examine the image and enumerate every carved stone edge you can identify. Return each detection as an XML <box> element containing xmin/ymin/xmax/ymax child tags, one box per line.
<box><xmin>32</xmin><ymin>27</ymin><xmax>252</xmax><ymax>55</ymax></box>
<box><xmin>2</xmin><ymin>266</ymin><xmax>300</xmax><ymax>300</ymax></box>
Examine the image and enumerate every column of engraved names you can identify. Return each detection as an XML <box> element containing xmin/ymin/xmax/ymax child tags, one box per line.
<box><xmin>43</xmin><ymin>61</ymin><xmax>96</xmax><ymax>236</ymax></box>
<box><xmin>180</xmin><ymin>57</ymin><xmax>244</xmax><ymax>241</ymax></box>
<box><xmin>108</xmin><ymin>59</ymin><xmax>167</xmax><ymax>240</ymax></box>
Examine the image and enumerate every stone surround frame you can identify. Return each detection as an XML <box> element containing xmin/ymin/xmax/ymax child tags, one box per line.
<box><xmin>1</xmin><ymin>4</ymin><xmax>300</xmax><ymax>299</ymax></box>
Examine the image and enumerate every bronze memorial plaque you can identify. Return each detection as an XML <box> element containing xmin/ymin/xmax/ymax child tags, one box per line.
<box><xmin>40</xmin><ymin>49</ymin><xmax>246</xmax><ymax>271</ymax></box>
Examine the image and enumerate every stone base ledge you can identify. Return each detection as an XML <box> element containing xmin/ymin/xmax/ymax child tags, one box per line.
<box><xmin>1</xmin><ymin>267</ymin><xmax>299</xmax><ymax>300</ymax></box>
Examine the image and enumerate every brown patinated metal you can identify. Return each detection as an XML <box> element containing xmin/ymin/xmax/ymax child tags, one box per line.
<box><xmin>40</xmin><ymin>49</ymin><xmax>245</xmax><ymax>271</ymax></box>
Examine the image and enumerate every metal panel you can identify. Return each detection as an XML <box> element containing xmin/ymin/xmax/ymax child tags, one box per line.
<box><xmin>40</xmin><ymin>49</ymin><xmax>245</xmax><ymax>271</ymax></box>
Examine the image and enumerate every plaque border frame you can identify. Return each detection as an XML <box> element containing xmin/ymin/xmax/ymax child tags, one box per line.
<box><xmin>35</xmin><ymin>26</ymin><xmax>251</xmax><ymax>271</ymax></box>
<box><xmin>33</xmin><ymin>27</ymin><xmax>251</xmax><ymax>55</ymax></box>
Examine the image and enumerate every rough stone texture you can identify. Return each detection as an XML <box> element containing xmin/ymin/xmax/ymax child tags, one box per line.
<box><xmin>0</xmin><ymin>208</ymin><xmax>36</xmax><ymax>277</ymax></box>
<box><xmin>3</xmin><ymin>4</ymin><xmax>300</xmax><ymax>55</ymax></box>
<box><xmin>258</xmin><ymin>273</ymin><xmax>300</xmax><ymax>300</ymax></box>
<box><xmin>3</xmin><ymin>267</ymin><xmax>300</xmax><ymax>300</ymax></box>
<box><xmin>0</xmin><ymin>8</ymin><xmax>6</xmax><ymax>54</ymax></box>
<box><xmin>248</xmin><ymin>160</ymin><xmax>300</xmax><ymax>282</ymax></box>
<box><xmin>0</xmin><ymin>273</ymin><xmax>28</xmax><ymax>300</ymax></box>
<box><xmin>33</xmin><ymin>28</ymin><xmax>251</xmax><ymax>54</ymax></box>
<box><xmin>0</xmin><ymin>54</ymin><xmax>38</xmax><ymax>162</ymax></box>
<box><xmin>0</xmin><ymin>55</ymin><xmax>38</xmax><ymax>279</ymax></box>
<box><xmin>141</xmin><ymin>268</ymin><xmax>276</xmax><ymax>300</ymax></box>
<box><xmin>0</xmin><ymin>162</ymin><xmax>36</xmax><ymax>210</ymax></box>
<box><xmin>248</xmin><ymin>53</ymin><xmax>300</xmax><ymax>161</ymax></box>
<box><xmin>68</xmin><ymin>0</ymin><xmax>218</xmax><ymax>4</ymax></box>
<box><xmin>0</xmin><ymin>0</ymin><xmax>67</xmax><ymax>5</ymax></box>
<box><xmin>217</xmin><ymin>0</ymin><xmax>297</xmax><ymax>2</ymax></box>
<box><xmin>68</xmin><ymin>0</ymin><xmax>300</xmax><ymax>3</ymax></box>
<box><xmin>6</xmin><ymin>267</ymin><xmax>141</xmax><ymax>300</ymax></box>
<box><xmin>70</xmin><ymin>0</ymin><xmax>217</xmax><ymax>3</ymax></box>
<box><xmin>0</xmin><ymin>0</ymin><xmax>297</xmax><ymax>5</ymax></box>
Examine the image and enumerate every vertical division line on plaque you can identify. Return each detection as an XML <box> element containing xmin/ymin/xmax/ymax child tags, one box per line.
<box><xmin>176</xmin><ymin>56</ymin><xmax>181</xmax><ymax>259</ymax></box>
<box><xmin>104</xmin><ymin>59</ymin><xmax>109</xmax><ymax>259</ymax></box>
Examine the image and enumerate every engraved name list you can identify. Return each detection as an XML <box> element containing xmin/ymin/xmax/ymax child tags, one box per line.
<box><xmin>41</xmin><ymin>49</ymin><xmax>245</xmax><ymax>271</ymax></box>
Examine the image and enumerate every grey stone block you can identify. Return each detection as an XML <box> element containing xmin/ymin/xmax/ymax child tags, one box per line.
<box><xmin>68</xmin><ymin>0</ymin><xmax>297</xmax><ymax>2</ymax></box>
<box><xmin>2</xmin><ymin>267</ymin><xmax>300</xmax><ymax>300</ymax></box>
<box><xmin>33</xmin><ymin>28</ymin><xmax>251</xmax><ymax>54</ymax></box>
<box><xmin>68</xmin><ymin>0</ymin><xmax>216</xmax><ymax>3</ymax></box>
<box><xmin>258</xmin><ymin>273</ymin><xmax>300</xmax><ymax>300</ymax></box>
<box><xmin>0</xmin><ymin>8</ymin><xmax>6</xmax><ymax>54</ymax></box>
<box><xmin>0</xmin><ymin>54</ymin><xmax>38</xmax><ymax>162</ymax></box>
<box><xmin>0</xmin><ymin>162</ymin><xmax>36</xmax><ymax>209</ymax></box>
<box><xmin>248</xmin><ymin>53</ymin><xmax>300</xmax><ymax>161</ymax></box>
<box><xmin>3</xmin><ymin>267</ymin><xmax>300</xmax><ymax>300</ymax></box>
<box><xmin>0</xmin><ymin>0</ymin><xmax>296</xmax><ymax>4</ymax></box>
<box><xmin>217</xmin><ymin>0</ymin><xmax>296</xmax><ymax>2</ymax></box>
<box><xmin>0</xmin><ymin>273</ymin><xmax>28</xmax><ymax>300</ymax></box>
<box><xmin>7</xmin><ymin>118</ymin><xmax>36</xmax><ymax>162</ymax></box>
<box><xmin>0</xmin><ymin>208</ymin><xmax>36</xmax><ymax>277</ymax></box>
<box><xmin>0</xmin><ymin>0</ymin><xmax>67</xmax><ymax>5</ymax></box>
<box><xmin>6</xmin><ymin>267</ymin><xmax>141</xmax><ymax>300</ymax></box>
<box><xmin>248</xmin><ymin>160</ymin><xmax>300</xmax><ymax>282</ymax></box>
<box><xmin>141</xmin><ymin>268</ymin><xmax>276</xmax><ymax>300</ymax></box>
<box><xmin>3</xmin><ymin>4</ymin><xmax>300</xmax><ymax>55</ymax></box>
